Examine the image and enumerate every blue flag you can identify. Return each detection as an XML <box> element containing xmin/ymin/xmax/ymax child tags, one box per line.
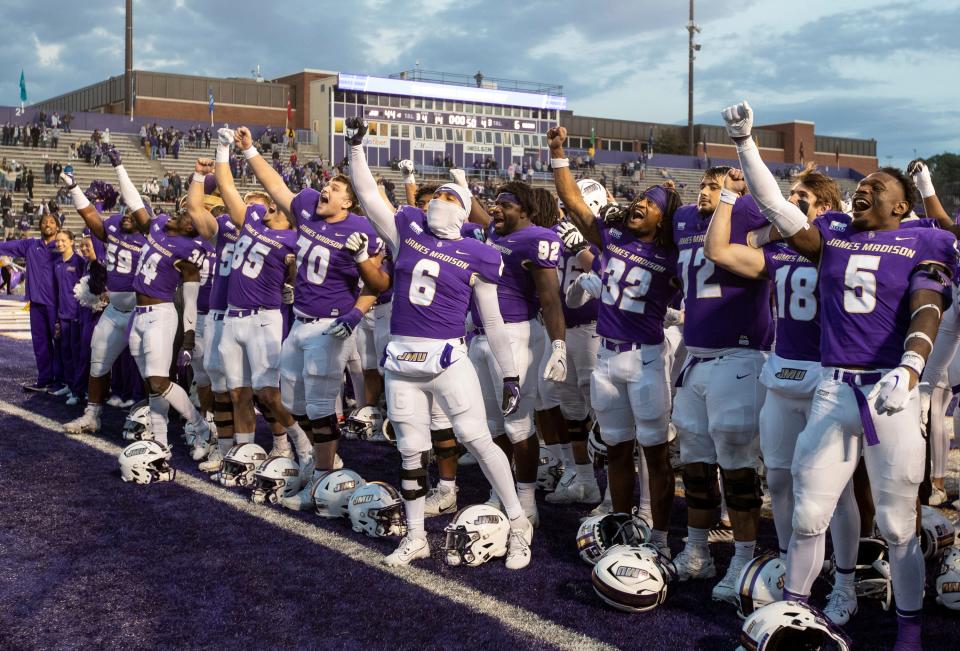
<box><xmin>19</xmin><ymin>70</ymin><xmax>27</xmax><ymax>103</ymax></box>
<box><xmin>208</xmin><ymin>88</ymin><xmax>214</xmax><ymax>114</ymax></box>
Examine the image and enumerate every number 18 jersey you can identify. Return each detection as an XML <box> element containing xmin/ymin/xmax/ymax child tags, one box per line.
<box><xmin>763</xmin><ymin>242</ymin><xmax>820</xmax><ymax>362</ymax></box>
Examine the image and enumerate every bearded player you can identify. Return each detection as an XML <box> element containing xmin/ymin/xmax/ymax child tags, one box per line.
<box><xmin>726</xmin><ymin>100</ymin><xmax>956</xmax><ymax>650</ymax></box>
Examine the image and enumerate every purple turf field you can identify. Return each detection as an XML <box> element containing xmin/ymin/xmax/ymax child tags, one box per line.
<box><xmin>1</xmin><ymin>332</ymin><xmax>959</xmax><ymax>650</ymax></box>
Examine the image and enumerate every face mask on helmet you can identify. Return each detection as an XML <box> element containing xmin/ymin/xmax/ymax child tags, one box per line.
<box><xmin>537</xmin><ymin>445</ymin><xmax>564</xmax><ymax>491</ymax></box>
<box><xmin>219</xmin><ymin>443</ymin><xmax>267</xmax><ymax>488</ymax></box>
<box><xmin>118</xmin><ymin>440</ymin><xmax>175</xmax><ymax>485</ymax></box>
<box><xmin>827</xmin><ymin>537</ymin><xmax>892</xmax><ymax>611</ymax></box>
<box><xmin>577</xmin><ymin>179</ymin><xmax>609</xmax><ymax>217</ymax></box>
<box><xmin>348</xmin><ymin>482</ymin><xmax>406</xmax><ymax>537</ymax></box>
<box><xmin>577</xmin><ymin>512</ymin><xmax>651</xmax><ymax>565</ymax></box>
<box><xmin>123</xmin><ymin>401</ymin><xmax>152</xmax><ymax>441</ymax></box>
<box><xmin>251</xmin><ymin>457</ymin><xmax>301</xmax><ymax>505</ymax></box>
<box><xmin>735</xmin><ymin>600</ymin><xmax>851</xmax><ymax>651</ymax></box>
<box><xmin>344</xmin><ymin>406</ymin><xmax>384</xmax><ymax>441</ymax></box>
<box><xmin>443</xmin><ymin>504</ymin><xmax>510</xmax><ymax>567</ymax></box>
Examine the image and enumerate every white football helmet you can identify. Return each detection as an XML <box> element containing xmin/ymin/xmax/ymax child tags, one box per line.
<box><xmin>537</xmin><ymin>445</ymin><xmax>564</xmax><ymax>491</ymax></box>
<box><xmin>381</xmin><ymin>418</ymin><xmax>397</xmax><ymax>445</ymax></box>
<box><xmin>591</xmin><ymin>545</ymin><xmax>670</xmax><ymax>612</ymax></box>
<box><xmin>312</xmin><ymin>469</ymin><xmax>365</xmax><ymax>518</ymax></box>
<box><xmin>251</xmin><ymin>456</ymin><xmax>300</xmax><ymax>505</ymax></box>
<box><xmin>118</xmin><ymin>440</ymin><xmax>174</xmax><ymax>484</ymax></box>
<box><xmin>122</xmin><ymin>400</ymin><xmax>152</xmax><ymax>441</ymax></box>
<box><xmin>827</xmin><ymin>537</ymin><xmax>891</xmax><ymax>610</ymax></box>
<box><xmin>577</xmin><ymin>179</ymin><xmax>610</xmax><ymax>217</ymax></box>
<box><xmin>631</xmin><ymin>542</ymin><xmax>678</xmax><ymax>583</ymax></box>
<box><xmin>348</xmin><ymin>481</ymin><xmax>406</xmax><ymax>538</ymax></box>
<box><xmin>736</xmin><ymin>601</ymin><xmax>851</xmax><ymax>651</ymax></box>
<box><xmin>443</xmin><ymin>504</ymin><xmax>510</xmax><ymax>567</ymax></box>
<box><xmin>736</xmin><ymin>553</ymin><xmax>786</xmax><ymax>619</ymax></box>
<box><xmin>920</xmin><ymin>505</ymin><xmax>956</xmax><ymax>560</ymax></box>
<box><xmin>344</xmin><ymin>406</ymin><xmax>383</xmax><ymax>440</ymax></box>
<box><xmin>576</xmin><ymin>512</ymin><xmax>651</xmax><ymax>565</ymax></box>
<box><xmin>935</xmin><ymin>545</ymin><xmax>960</xmax><ymax>610</ymax></box>
<box><xmin>219</xmin><ymin>443</ymin><xmax>267</xmax><ymax>488</ymax></box>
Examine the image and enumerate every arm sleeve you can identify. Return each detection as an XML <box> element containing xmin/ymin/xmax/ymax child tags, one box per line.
<box><xmin>181</xmin><ymin>281</ymin><xmax>199</xmax><ymax>334</ymax></box>
<box><xmin>114</xmin><ymin>165</ymin><xmax>144</xmax><ymax>212</ymax></box>
<box><xmin>0</xmin><ymin>239</ymin><xmax>28</xmax><ymax>258</ymax></box>
<box><xmin>737</xmin><ymin>140</ymin><xmax>808</xmax><ymax>237</ymax></box>
<box><xmin>349</xmin><ymin>144</ymin><xmax>399</xmax><ymax>256</ymax></box>
<box><xmin>473</xmin><ymin>277</ymin><xmax>518</xmax><ymax>377</ymax></box>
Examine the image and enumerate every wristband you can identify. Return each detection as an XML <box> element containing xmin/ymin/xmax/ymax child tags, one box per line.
<box><xmin>403</xmin><ymin>174</ymin><xmax>416</xmax><ymax>185</ymax></box>
<box><xmin>551</xmin><ymin>339</ymin><xmax>566</xmax><ymax>353</ymax></box>
<box><xmin>719</xmin><ymin>188</ymin><xmax>739</xmax><ymax>205</ymax></box>
<box><xmin>69</xmin><ymin>185</ymin><xmax>90</xmax><ymax>210</ymax></box>
<box><xmin>242</xmin><ymin>146</ymin><xmax>260</xmax><ymax>160</ymax></box>
<box><xmin>191</xmin><ymin>172</ymin><xmax>206</xmax><ymax>185</ymax></box>
<box><xmin>910</xmin><ymin>303</ymin><xmax>941</xmax><ymax>320</ymax></box>
<box><xmin>900</xmin><ymin>350</ymin><xmax>925</xmax><ymax>376</ymax></box>
<box><xmin>215</xmin><ymin>144</ymin><xmax>230</xmax><ymax>164</ymax></box>
<box><xmin>904</xmin><ymin>331</ymin><xmax>934</xmax><ymax>350</ymax></box>
<box><xmin>550</xmin><ymin>158</ymin><xmax>569</xmax><ymax>169</ymax></box>
<box><xmin>747</xmin><ymin>226</ymin><xmax>773</xmax><ymax>248</ymax></box>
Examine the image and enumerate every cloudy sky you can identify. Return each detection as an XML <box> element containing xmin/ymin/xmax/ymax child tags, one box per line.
<box><xmin>1</xmin><ymin>0</ymin><xmax>957</xmax><ymax>165</ymax></box>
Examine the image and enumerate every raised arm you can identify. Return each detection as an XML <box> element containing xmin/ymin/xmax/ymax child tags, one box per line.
<box><xmin>186</xmin><ymin>159</ymin><xmax>219</xmax><ymax>241</ymax></box>
<box><xmin>235</xmin><ymin>127</ymin><xmax>295</xmax><ymax>216</ymax></box>
<box><xmin>722</xmin><ymin>102</ymin><xmax>823</xmax><ymax>262</ymax></box>
<box><xmin>547</xmin><ymin>126</ymin><xmax>601</xmax><ymax>247</ymax></box>
<box><xmin>345</xmin><ymin>118</ymin><xmax>399</xmax><ymax>256</ymax></box>
<box><xmin>704</xmin><ymin>169</ymin><xmax>768</xmax><ymax>279</ymax></box>
<box><xmin>106</xmin><ymin>147</ymin><xmax>151</xmax><ymax>232</ymax></box>
<box><xmin>909</xmin><ymin>160</ymin><xmax>956</xmax><ymax>232</ymax></box>
<box><xmin>214</xmin><ymin>129</ymin><xmax>248</xmax><ymax>228</ymax></box>
<box><xmin>60</xmin><ymin>170</ymin><xmax>106</xmax><ymax>241</ymax></box>
<box><xmin>398</xmin><ymin>159</ymin><xmax>417</xmax><ymax>207</ymax></box>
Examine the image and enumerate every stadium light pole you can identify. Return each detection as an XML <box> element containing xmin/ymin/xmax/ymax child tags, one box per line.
<box><xmin>687</xmin><ymin>1</ymin><xmax>701</xmax><ymax>156</ymax></box>
<box><xmin>125</xmin><ymin>0</ymin><xmax>133</xmax><ymax>119</ymax></box>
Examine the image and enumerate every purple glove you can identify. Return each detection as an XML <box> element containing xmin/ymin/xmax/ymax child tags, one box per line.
<box><xmin>324</xmin><ymin>308</ymin><xmax>363</xmax><ymax>339</ymax></box>
<box><xmin>501</xmin><ymin>376</ymin><xmax>521</xmax><ymax>416</ymax></box>
<box><xmin>106</xmin><ymin>147</ymin><xmax>122</xmax><ymax>167</ymax></box>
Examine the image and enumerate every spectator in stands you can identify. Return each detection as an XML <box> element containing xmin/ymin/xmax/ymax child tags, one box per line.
<box><xmin>93</xmin><ymin>146</ymin><xmax>102</xmax><ymax>167</ymax></box>
<box><xmin>91</xmin><ymin>129</ymin><xmax>101</xmax><ymax>146</ymax></box>
<box><xmin>26</xmin><ymin>169</ymin><xmax>34</xmax><ymax>198</ymax></box>
<box><xmin>172</xmin><ymin>135</ymin><xmax>180</xmax><ymax>160</ymax></box>
<box><xmin>1</xmin><ymin>192</ymin><xmax>13</xmax><ymax>240</ymax></box>
<box><xmin>51</xmin><ymin>160</ymin><xmax>61</xmax><ymax>181</ymax></box>
<box><xmin>139</xmin><ymin>124</ymin><xmax>147</xmax><ymax>147</ymax></box>
<box><xmin>62</xmin><ymin>113</ymin><xmax>72</xmax><ymax>133</ymax></box>
<box><xmin>204</xmin><ymin>129</ymin><xmax>211</xmax><ymax>148</ymax></box>
<box><xmin>31</xmin><ymin>124</ymin><xmax>41</xmax><ymax>148</ymax></box>
<box><xmin>43</xmin><ymin>160</ymin><xmax>52</xmax><ymax>185</ymax></box>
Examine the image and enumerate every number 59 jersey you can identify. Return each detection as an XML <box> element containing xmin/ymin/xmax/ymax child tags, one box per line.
<box><xmin>389</xmin><ymin>206</ymin><xmax>503</xmax><ymax>340</ymax></box>
<box><xmin>674</xmin><ymin>196</ymin><xmax>774</xmax><ymax>351</ymax></box>
<box><xmin>814</xmin><ymin>211</ymin><xmax>957</xmax><ymax>369</ymax></box>
<box><xmin>132</xmin><ymin>214</ymin><xmax>207</xmax><ymax>302</ymax></box>
<box><xmin>102</xmin><ymin>213</ymin><xmax>147</xmax><ymax>293</ymax></box>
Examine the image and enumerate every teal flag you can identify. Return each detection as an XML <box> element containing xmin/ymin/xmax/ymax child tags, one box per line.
<box><xmin>18</xmin><ymin>70</ymin><xmax>26</xmax><ymax>102</ymax></box>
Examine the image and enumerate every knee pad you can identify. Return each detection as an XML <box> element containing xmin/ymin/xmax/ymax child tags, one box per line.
<box><xmin>400</xmin><ymin>451</ymin><xmax>430</xmax><ymax>500</ymax></box>
<box><xmin>567</xmin><ymin>418</ymin><xmax>590</xmax><ymax>442</ymax></box>
<box><xmin>681</xmin><ymin>462</ymin><xmax>722</xmax><ymax>511</ymax></box>
<box><xmin>721</xmin><ymin>467</ymin><xmax>763</xmax><ymax>512</ymax></box>
<box><xmin>311</xmin><ymin>415</ymin><xmax>340</xmax><ymax>444</ymax></box>
<box><xmin>792</xmin><ymin>498</ymin><xmax>833</xmax><ymax>537</ymax></box>
<box><xmin>431</xmin><ymin>428</ymin><xmax>459</xmax><ymax>458</ymax></box>
<box><xmin>873</xmin><ymin>495</ymin><xmax>918</xmax><ymax>546</ymax></box>
<box><xmin>213</xmin><ymin>399</ymin><xmax>233</xmax><ymax>430</ymax></box>
<box><xmin>253</xmin><ymin>396</ymin><xmax>277</xmax><ymax>424</ymax></box>
<box><xmin>294</xmin><ymin>414</ymin><xmax>313</xmax><ymax>442</ymax></box>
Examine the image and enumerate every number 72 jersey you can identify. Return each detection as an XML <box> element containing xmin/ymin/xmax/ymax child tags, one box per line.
<box><xmin>673</xmin><ymin>198</ymin><xmax>774</xmax><ymax>350</ymax></box>
<box><xmin>815</xmin><ymin>211</ymin><xmax>958</xmax><ymax>369</ymax></box>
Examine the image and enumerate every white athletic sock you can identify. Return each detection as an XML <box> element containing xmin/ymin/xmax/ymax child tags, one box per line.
<box><xmin>636</xmin><ymin>451</ymin><xmax>651</xmax><ymax>513</ymax></box>
<box><xmin>834</xmin><ymin>567</ymin><xmax>855</xmax><ymax>591</ymax></box>
<box><xmin>575</xmin><ymin>462</ymin><xmax>597</xmax><ymax>487</ymax></box>
<box><xmin>272</xmin><ymin>433</ymin><xmax>291</xmax><ymax>454</ymax></box>
<box><xmin>438</xmin><ymin>479</ymin><xmax>457</xmax><ymax>491</ymax></box>
<box><xmin>148</xmin><ymin>394</ymin><xmax>169</xmax><ymax>447</ymax></box>
<box><xmin>766</xmin><ymin>467</ymin><xmax>794</xmax><ymax>555</ymax></box>
<box><xmin>161</xmin><ymin>382</ymin><xmax>201</xmax><ymax>424</ymax></box>
<box><xmin>734</xmin><ymin>540</ymin><xmax>756</xmax><ymax>564</ymax></box>
<box><xmin>217</xmin><ymin>437</ymin><xmax>233</xmax><ymax>455</ymax></box>
<box><xmin>235</xmin><ymin>432</ymin><xmax>254</xmax><ymax>445</ymax></box>
<box><xmin>559</xmin><ymin>443</ymin><xmax>576</xmax><ymax>471</ymax></box>
<box><xmin>403</xmin><ymin>497</ymin><xmax>426</xmax><ymax>539</ymax></box>
<box><xmin>517</xmin><ymin>482</ymin><xmax>537</xmax><ymax>514</ymax></box>
<box><xmin>785</xmin><ymin>532</ymin><xmax>826</xmax><ymax>596</ymax></box>
<box><xmin>686</xmin><ymin>526</ymin><xmax>709</xmax><ymax>552</ymax></box>
<box><xmin>87</xmin><ymin>403</ymin><xmax>102</xmax><ymax>417</ymax></box>
<box><xmin>286</xmin><ymin>423</ymin><xmax>312</xmax><ymax>457</ymax></box>
<box><xmin>463</xmin><ymin>435</ymin><xmax>523</xmax><ymax>521</ymax></box>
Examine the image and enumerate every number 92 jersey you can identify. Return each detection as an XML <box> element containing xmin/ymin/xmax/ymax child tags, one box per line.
<box><xmin>815</xmin><ymin>211</ymin><xmax>958</xmax><ymax>369</ymax></box>
<box><xmin>132</xmin><ymin>214</ymin><xmax>207</xmax><ymax>302</ymax></box>
<box><xmin>596</xmin><ymin>222</ymin><xmax>679</xmax><ymax>345</ymax></box>
<box><xmin>482</xmin><ymin>222</ymin><xmax>562</xmax><ymax>323</ymax></box>
<box><xmin>102</xmin><ymin>213</ymin><xmax>147</xmax><ymax>293</ymax></box>
<box><xmin>389</xmin><ymin>206</ymin><xmax>502</xmax><ymax>340</ymax></box>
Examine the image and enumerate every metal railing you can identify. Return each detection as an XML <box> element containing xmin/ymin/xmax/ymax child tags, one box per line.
<box><xmin>389</xmin><ymin>69</ymin><xmax>562</xmax><ymax>96</ymax></box>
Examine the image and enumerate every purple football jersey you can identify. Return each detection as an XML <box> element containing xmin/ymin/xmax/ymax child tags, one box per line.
<box><xmin>101</xmin><ymin>214</ymin><xmax>147</xmax><ymax>293</ymax></box>
<box><xmin>815</xmin><ymin>211</ymin><xmax>958</xmax><ymax>368</ymax></box>
<box><xmin>226</xmin><ymin>205</ymin><xmax>297</xmax><ymax>310</ymax></box>
<box><xmin>481</xmin><ymin>223</ymin><xmax>562</xmax><ymax>324</ymax></box>
<box><xmin>197</xmin><ymin>246</ymin><xmax>215</xmax><ymax>313</ymax></box>
<box><xmin>596</xmin><ymin>223</ymin><xmax>679</xmax><ymax>344</ymax></box>
<box><xmin>133</xmin><ymin>215</ymin><xmax>207</xmax><ymax>302</ymax></box>
<box><xmin>54</xmin><ymin>252</ymin><xmax>86</xmax><ymax>320</ymax></box>
<box><xmin>674</xmin><ymin>196</ymin><xmax>774</xmax><ymax>350</ymax></box>
<box><xmin>375</xmin><ymin>254</ymin><xmax>394</xmax><ymax>305</ymax></box>
<box><xmin>289</xmin><ymin>188</ymin><xmax>380</xmax><ymax>318</ymax></box>
<box><xmin>390</xmin><ymin>206</ymin><xmax>502</xmax><ymax>340</ymax></box>
<box><xmin>763</xmin><ymin>242</ymin><xmax>820</xmax><ymax>362</ymax></box>
<box><xmin>209</xmin><ymin>214</ymin><xmax>240</xmax><ymax>312</ymax></box>
<box><xmin>554</xmin><ymin>222</ymin><xmax>600</xmax><ymax>327</ymax></box>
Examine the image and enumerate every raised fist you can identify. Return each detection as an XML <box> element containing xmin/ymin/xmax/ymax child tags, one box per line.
<box><xmin>599</xmin><ymin>203</ymin><xmax>625</xmax><ymax>225</ymax></box>
<box><xmin>724</xmin><ymin>168</ymin><xmax>748</xmax><ymax>196</ymax></box>
<box><xmin>721</xmin><ymin>101</ymin><xmax>753</xmax><ymax>140</ymax></box>
<box><xmin>449</xmin><ymin>168</ymin><xmax>467</xmax><ymax>188</ymax></box>
<box><xmin>398</xmin><ymin>159</ymin><xmax>415</xmax><ymax>175</ymax></box>
<box><xmin>235</xmin><ymin>127</ymin><xmax>253</xmax><ymax>150</ymax></box>
<box><xmin>546</xmin><ymin>126</ymin><xmax>567</xmax><ymax>150</ymax></box>
<box><xmin>105</xmin><ymin>147</ymin><xmax>122</xmax><ymax>167</ymax></box>
<box><xmin>344</xmin><ymin>231</ymin><xmax>370</xmax><ymax>263</ymax></box>
<box><xmin>556</xmin><ymin>221</ymin><xmax>587</xmax><ymax>254</ymax></box>
<box><xmin>217</xmin><ymin>128</ymin><xmax>235</xmax><ymax>147</ymax></box>
<box><xmin>59</xmin><ymin>171</ymin><xmax>76</xmax><ymax>189</ymax></box>
<box><xmin>908</xmin><ymin>159</ymin><xmax>935</xmax><ymax>198</ymax></box>
<box><xmin>195</xmin><ymin>158</ymin><xmax>214</xmax><ymax>175</ymax></box>
<box><xmin>344</xmin><ymin>117</ymin><xmax>367</xmax><ymax>146</ymax></box>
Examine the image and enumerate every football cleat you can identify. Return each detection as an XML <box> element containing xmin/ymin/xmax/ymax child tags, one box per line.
<box><xmin>713</xmin><ymin>556</ymin><xmax>751</xmax><ymax>605</ymax></box>
<box><xmin>382</xmin><ymin>535</ymin><xmax>430</xmax><ymax>567</ymax></box>
<box><xmin>673</xmin><ymin>545</ymin><xmax>717</xmax><ymax>581</ymax></box>
<box><xmin>282</xmin><ymin>472</ymin><xmax>322</xmax><ymax>512</ymax></box>
<box><xmin>424</xmin><ymin>486</ymin><xmax>458</xmax><ymax>517</ymax></box>
<box><xmin>198</xmin><ymin>447</ymin><xmax>224</xmax><ymax>473</ymax></box>
<box><xmin>928</xmin><ymin>486</ymin><xmax>949</xmax><ymax>507</ymax></box>
<box><xmin>64</xmin><ymin>408</ymin><xmax>100</xmax><ymax>435</ymax></box>
<box><xmin>505</xmin><ymin>518</ymin><xmax>533</xmax><ymax>570</ymax></box>
<box><xmin>822</xmin><ymin>586</ymin><xmax>858</xmax><ymax>625</ymax></box>
<box><xmin>267</xmin><ymin>446</ymin><xmax>295</xmax><ymax>461</ymax></box>
<box><xmin>49</xmin><ymin>385</ymin><xmax>71</xmax><ymax>397</ymax></box>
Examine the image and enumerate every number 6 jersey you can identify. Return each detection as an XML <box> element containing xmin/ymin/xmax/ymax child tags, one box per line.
<box><xmin>133</xmin><ymin>214</ymin><xmax>207</xmax><ymax>301</ymax></box>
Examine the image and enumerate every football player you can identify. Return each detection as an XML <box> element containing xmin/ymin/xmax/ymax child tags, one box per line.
<box><xmin>348</xmin><ymin>117</ymin><xmax>533</xmax><ymax>569</ymax></box>
<box><xmin>237</xmin><ymin>126</ymin><xmax>386</xmax><ymax>503</ymax></box>
<box><xmin>703</xmin><ymin>165</ymin><xmax>861</xmax><ymax>623</ymax></box>
<box><xmin>725</xmin><ymin>100</ymin><xmax>956</xmax><ymax>650</ymax></box>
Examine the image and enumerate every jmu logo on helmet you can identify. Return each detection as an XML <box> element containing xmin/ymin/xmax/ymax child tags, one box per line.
<box><xmin>614</xmin><ymin>565</ymin><xmax>649</xmax><ymax>580</ymax></box>
<box><xmin>353</xmin><ymin>493</ymin><xmax>374</xmax><ymax>504</ymax></box>
<box><xmin>335</xmin><ymin>480</ymin><xmax>358</xmax><ymax>492</ymax></box>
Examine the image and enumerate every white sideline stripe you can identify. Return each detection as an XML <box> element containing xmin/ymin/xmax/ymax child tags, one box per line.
<box><xmin>0</xmin><ymin>399</ymin><xmax>615</xmax><ymax>651</ymax></box>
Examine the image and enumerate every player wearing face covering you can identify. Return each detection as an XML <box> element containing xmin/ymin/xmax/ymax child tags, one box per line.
<box><xmin>347</xmin><ymin>117</ymin><xmax>533</xmax><ymax>569</ymax></box>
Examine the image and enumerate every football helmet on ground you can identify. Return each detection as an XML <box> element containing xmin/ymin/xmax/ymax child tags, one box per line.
<box><xmin>444</xmin><ymin>504</ymin><xmax>511</xmax><ymax>567</ymax></box>
<box><xmin>118</xmin><ymin>440</ymin><xmax>174</xmax><ymax>484</ymax></box>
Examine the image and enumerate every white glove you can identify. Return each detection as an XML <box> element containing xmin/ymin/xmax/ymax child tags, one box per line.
<box><xmin>866</xmin><ymin>366</ymin><xmax>914</xmax><ymax>414</ymax></box>
<box><xmin>450</xmin><ymin>168</ymin><xmax>468</xmax><ymax>188</ymax></box>
<box><xmin>664</xmin><ymin>307</ymin><xmax>684</xmax><ymax>327</ymax></box>
<box><xmin>578</xmin><ymin>272</ymin><xmax>603</xmax><ymax>299</ymax></box>
<box><xmin>398</xmin><ymin>159</ymin><xmax>415</xmax><ymax>176</ymax></box>
<box><xmin>59</xmin><ymin>171</ymin><xmax>76</xmax><ymax>188</ymax></box>
<box><xmin>918</xmin><ymin>382</ymin><xmax>932</xmax><ymax>428</ymax></box>
<box><xmin>344</xmin><ymin>232</ymin><xmax>370</xmax><ymax>263</ymax></box>
<box><xmin>282</xmin><ymin>283</ymin><xmax>294</xmax><ymax>305</ymax></box>
<box><xmin>543</xmin><ymin>339</ymin><xmax>567</xmax><ymax>382</ymax></box>
<box><xmin>908</xmin><ymin>160</ymin><xmax>936</xmax><ymax>199</ymax></box>
<box><xmin>217</xmin><ymin>128</ymin><xmax>235</xmax><ymax>147</ymax></box>
<box><xmin>721</xmin><ymin>101</ymin><xmax>753</xmax><ymax>140</ymax></box>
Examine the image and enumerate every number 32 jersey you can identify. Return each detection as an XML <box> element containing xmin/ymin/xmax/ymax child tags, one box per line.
<box><xmin>814</xmin><ymin>211</ymin><xmax>957</xmax><ymax>369</ymax></box>
<box><xmin>390</xmin><ymin>206</ymin><xmax>502</xmax><ymax>340</ymax></box>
